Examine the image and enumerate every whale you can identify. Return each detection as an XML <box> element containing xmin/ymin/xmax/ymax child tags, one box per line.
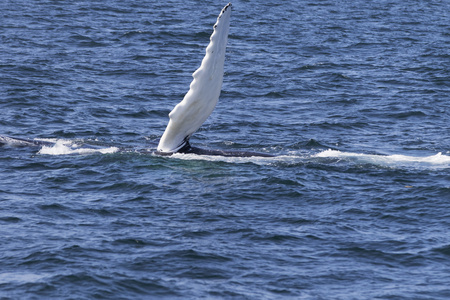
<box><xmin>156</xmin><ymin>3</ymin><xmax>273</xmax><ymax>158</ymax></box>
<box><xmin>0</xmin><ymin>3</ymin><xmax>272</xmax><ymax>158</ymax></box>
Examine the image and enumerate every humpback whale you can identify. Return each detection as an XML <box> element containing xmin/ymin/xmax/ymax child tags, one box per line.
<box><xmin>0</xmin><ymin>3</ymin><xmax>272</xmax><ymax>157</ymax></box>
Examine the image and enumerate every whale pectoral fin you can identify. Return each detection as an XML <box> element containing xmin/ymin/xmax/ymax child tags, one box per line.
<box><xmin>157</xmin><ymin>3</ymin><xmax>231</xmax><ymax>153</ymax></box>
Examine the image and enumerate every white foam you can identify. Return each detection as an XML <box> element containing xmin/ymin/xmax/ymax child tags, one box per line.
<box><xmin>38</xmin><ymin>140</ymin><xmax>118</xmax><ymax>156</ymax></box>
<box><xmin>315</xmin><ymin>149</ymin><xmax>450</xmax><ymax>168</ymax></box>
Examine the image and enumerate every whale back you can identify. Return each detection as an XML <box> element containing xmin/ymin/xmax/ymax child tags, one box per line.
<box><xmin>157</xmin><ymin>3</ymin><xmax>231</xmax><ymax>153</ymax></box>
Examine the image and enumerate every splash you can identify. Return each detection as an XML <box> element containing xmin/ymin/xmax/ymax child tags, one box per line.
<box><xmin>38</xmin><ymin>140</ymin><xmax>118</xmax><ymax>156</ymax></box>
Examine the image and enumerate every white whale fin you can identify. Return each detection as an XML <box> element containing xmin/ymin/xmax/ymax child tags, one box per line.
<box><xmin>157</xmin><ymin>3</ymin><xmax>232</xmax><ymax>153</ymax></box>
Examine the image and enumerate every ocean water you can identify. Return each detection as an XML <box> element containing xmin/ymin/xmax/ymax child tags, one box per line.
<box><xmin>1</xmin><ymin>0</ymin><xmax>450</xmax><ymax>299</ymax></box>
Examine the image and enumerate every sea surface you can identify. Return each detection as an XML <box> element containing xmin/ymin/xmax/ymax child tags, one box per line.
<box><xmin>1</xmin><ymin>0</ymin><xmax>449</xmax><ymax>299</ymax></box>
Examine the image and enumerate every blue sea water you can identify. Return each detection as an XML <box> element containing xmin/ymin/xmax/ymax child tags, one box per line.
<box><xmin>1</xmin><ymin>0</ymin><xmax>450</xmax><ymax>299</ymax></box>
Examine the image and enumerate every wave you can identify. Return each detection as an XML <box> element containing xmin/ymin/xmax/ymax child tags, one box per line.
<box><xmin>315</xmin><ymin>149</ymin><xmax>450</xmax><ymax>169</ymax></box>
